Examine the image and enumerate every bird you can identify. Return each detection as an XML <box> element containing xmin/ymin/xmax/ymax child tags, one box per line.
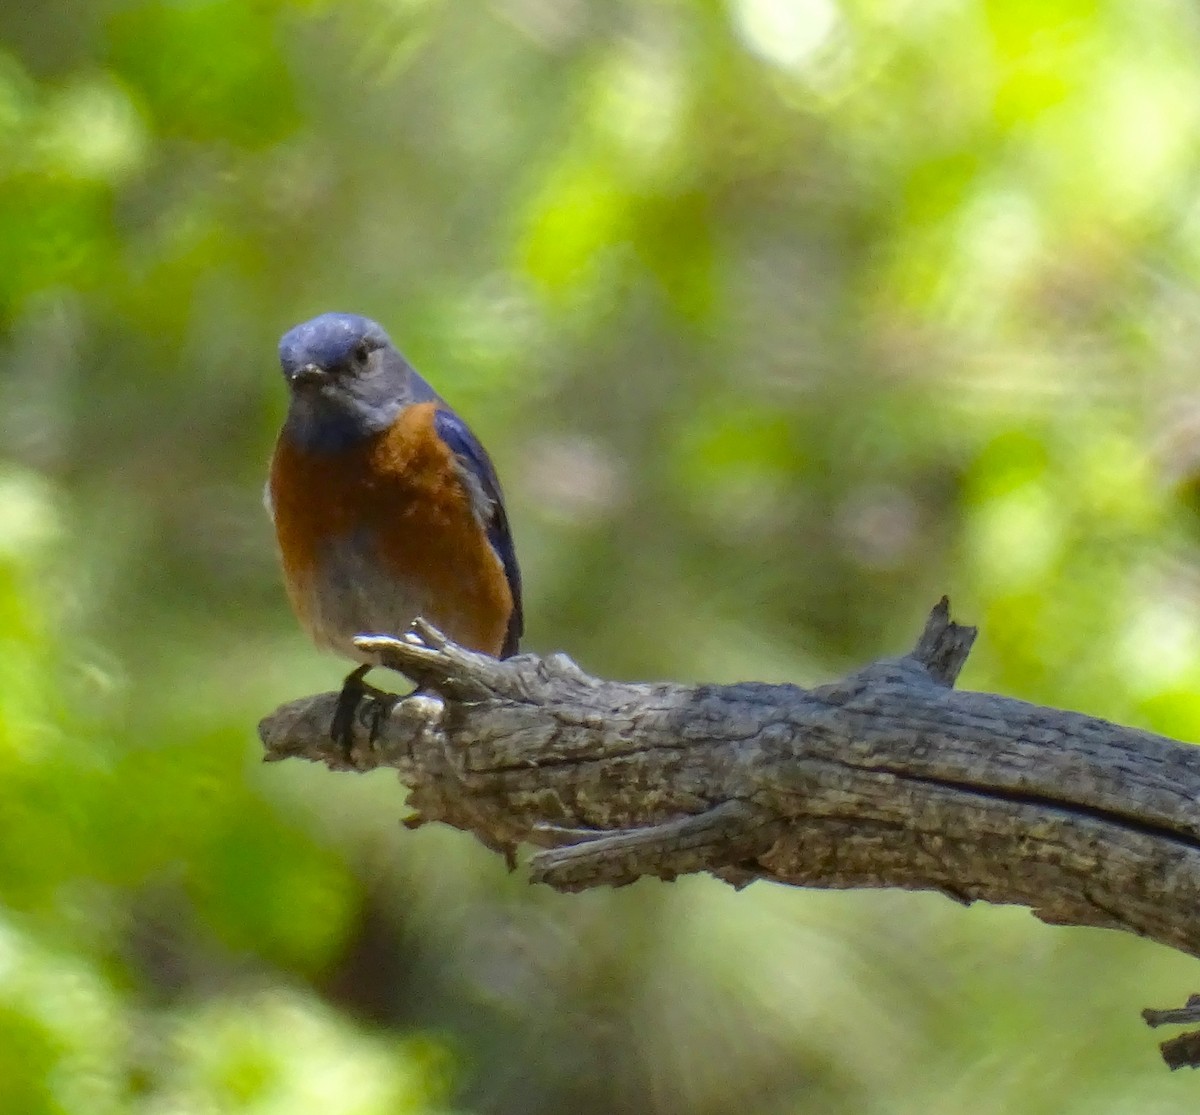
<box><xmin>266</xmin><ymin>311</ymin><xmax>523</xmax><ymax>747</ymax></box>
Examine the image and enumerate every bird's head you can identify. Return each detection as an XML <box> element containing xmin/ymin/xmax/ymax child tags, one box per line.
<box><xmin>278</xmin><ymin>312</ymin><xmax>427</xmax><ymax>450</ymax></box>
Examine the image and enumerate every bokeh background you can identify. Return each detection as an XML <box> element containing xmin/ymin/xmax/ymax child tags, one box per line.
<box><xmin>5</xmin><ymin>0</ymin><xmax>1200</xmax><ymax>1111</ymax></box>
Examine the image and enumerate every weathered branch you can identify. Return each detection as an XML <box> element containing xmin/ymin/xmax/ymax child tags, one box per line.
<box><xmin>258</xmin><ymin>598</ymin><xmax>1200</xmax><ymax>1067</ymax></box>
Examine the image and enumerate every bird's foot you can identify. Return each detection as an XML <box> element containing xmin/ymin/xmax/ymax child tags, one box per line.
<box><xmin>358</xmin><ymin>685</ymin><xmax>400</xmax><ymax>744</ymax></box>
<box><xmin>331</xmin><ymin>665</ymin><xmax>399</xmax><ymax>760</ymax></box>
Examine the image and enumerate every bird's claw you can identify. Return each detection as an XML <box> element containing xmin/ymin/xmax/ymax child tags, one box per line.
<box><xmin>330</xmin><ymin>665</ymin><xmax>398</xmax><ymax>760</ymax></box>
<box><xmin>357</xmin><ymin>687</ymin><xmax>399</xmax><ymax>744</ymax></box>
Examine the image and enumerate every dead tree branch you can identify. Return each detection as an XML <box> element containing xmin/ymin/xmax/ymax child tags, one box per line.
<box><xmin>258</xmin><ymin>598</ymin><xmax>1200</xmax><ymax>1067</ymax></box>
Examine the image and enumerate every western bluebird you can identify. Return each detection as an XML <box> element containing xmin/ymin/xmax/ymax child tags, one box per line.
<box><xmin>267</xmin><ymin>312</ymin><xmax>523</xmax><ymax>745</ymax></box>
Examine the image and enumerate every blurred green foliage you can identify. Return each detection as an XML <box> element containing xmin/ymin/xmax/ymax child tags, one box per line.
<box><xmin>4</xmin><ymin>0</ymin><xmax>1200</xmax><ymax>1110</ymax></box>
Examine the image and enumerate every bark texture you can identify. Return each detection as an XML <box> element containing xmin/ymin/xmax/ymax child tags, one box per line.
<box><xmin>258</xmin><ymin>599</ymin><xmax>1200</xmax><ymax>1066</ymax></box>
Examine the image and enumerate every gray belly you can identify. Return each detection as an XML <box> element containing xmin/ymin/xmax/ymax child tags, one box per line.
<box><xmin>304</xmin><ymin>534</ymin><xmax>428</xmax><ymax>663</ymax></box>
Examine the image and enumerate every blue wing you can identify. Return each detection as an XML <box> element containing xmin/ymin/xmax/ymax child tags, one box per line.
<box><xmin>434</xmin><ymin>407</ymin><xmax>524</xmax><ymax>657</ymax></box>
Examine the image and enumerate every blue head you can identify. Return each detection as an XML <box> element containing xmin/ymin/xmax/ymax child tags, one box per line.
<box><xmin>278</xmin><ymin>313</ymin><xmax>436</xmax><ymax>452</ymax></box>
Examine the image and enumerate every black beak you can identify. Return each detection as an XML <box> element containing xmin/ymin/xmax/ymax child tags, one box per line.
<box><xmin>288</xmin><ymin>363</ymin><xmax>328</xmax><ymax>389</ymax></box>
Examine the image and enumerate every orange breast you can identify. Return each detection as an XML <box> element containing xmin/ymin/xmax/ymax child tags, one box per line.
<box><xmin>269</xmin><ymin>402</ymin><xmax>513</xmax><ymax>657</ymax></box>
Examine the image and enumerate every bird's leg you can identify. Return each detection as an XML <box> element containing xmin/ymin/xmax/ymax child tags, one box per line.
<box><xmin>331</xmin><ymin>664</ymin><xmax>371</xmax><ymax>752</ymax></box>
<box><xmin>330</xmin><ymin>664</ymin><xmax>400</xmax><ymax>756</ymax></box>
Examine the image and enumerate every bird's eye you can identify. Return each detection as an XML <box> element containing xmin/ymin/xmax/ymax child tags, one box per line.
<box><xmin>352</xmin><ymin>340</ymin><xmax>371</xmax><ymax>367</ymax></box>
